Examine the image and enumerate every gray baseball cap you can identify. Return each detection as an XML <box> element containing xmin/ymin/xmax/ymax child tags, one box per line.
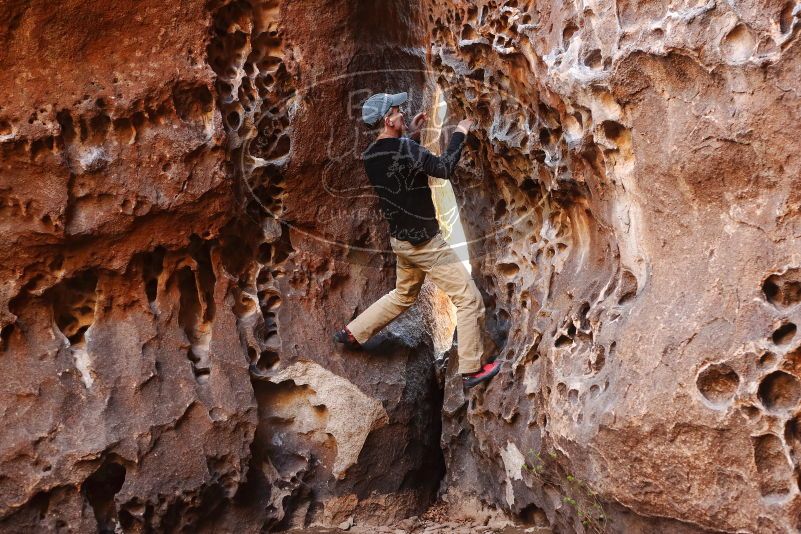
<box><xmin>361</xmin><ymin>92</ymin><xmax>408</xmax><ymax>126</ymax></box>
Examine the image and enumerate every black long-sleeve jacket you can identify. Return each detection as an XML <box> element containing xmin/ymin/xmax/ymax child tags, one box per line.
<box><xmin>362</xmin><ymin>131</ymin><xmax>465</xmax><ymax>245</ymax></box>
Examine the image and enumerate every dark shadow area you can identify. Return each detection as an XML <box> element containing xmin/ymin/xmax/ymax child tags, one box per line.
<box><xmin>82</xmin><ymin>461</ymin><xmax>126</xmax><ymax>533</ymax></box>
<box><xmin>341</xmin><ymin>331</ymin><xmax>446</xmax><ymax>516</ymax></box>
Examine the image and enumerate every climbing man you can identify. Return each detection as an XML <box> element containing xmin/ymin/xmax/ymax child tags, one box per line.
<box><xmin>334</xmin><ymin>91</ymin><xmax>502</xmax><ymax>389</ymax></box>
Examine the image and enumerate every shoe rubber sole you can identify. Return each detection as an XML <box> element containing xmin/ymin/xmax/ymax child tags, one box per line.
<box><xmin>333</xmin><ymin>331</ymin><xmax>361</xmax><ymax>351</ymax></box>
<box><xmin>463</xmin><ymin>361</ymin><xmax>502</xmax><ymax>389</ymax></box>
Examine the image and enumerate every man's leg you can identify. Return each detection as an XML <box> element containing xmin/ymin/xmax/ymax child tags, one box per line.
<box><xmin>414</xmin><ymin>235</ymin><xmax>486</xmax><ymax>374</ymax></box>
<box><xmin>346</xmin><ymin>251</ymin><xmax>426</xmax><ymax>345</ymax></box>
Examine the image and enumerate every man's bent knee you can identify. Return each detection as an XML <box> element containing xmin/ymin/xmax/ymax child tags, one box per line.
<box><xmin>388</xmin><ymin>288</ymin><xmax>419</xmax><ymax>307</ymax></box>
<box><xmin>451</xmin><ymin>286</ymin><xmax>484</xmax><ymax>314</ymax></box>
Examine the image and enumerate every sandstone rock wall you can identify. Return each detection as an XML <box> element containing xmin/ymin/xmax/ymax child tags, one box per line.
<box><xmin>2</xmin><ymin>0</ymin><xmax>801</xmax><ymax>532</ymax></box>
<box><xmin>424</xmin><ymin>0</ymin><xmax>801</xmax><ymax>531</ymax></box>
<box><xmin>0</xmin><ymin>0</ymin><xmax>450</xmax><ymax>531</ymax></box>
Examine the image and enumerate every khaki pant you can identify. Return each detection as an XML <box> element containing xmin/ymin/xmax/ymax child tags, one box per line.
<box><xmin>347</xmin><ymin>233</ymin><xmax>486</xmax><ymax>374</ymax></box>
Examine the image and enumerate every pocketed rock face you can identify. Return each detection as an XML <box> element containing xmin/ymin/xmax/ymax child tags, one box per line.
<box><xmin>4</xmin><ymin>0</ymin><xmax>801</xmax><ymax>532</ymax></box>
<box><xmin>425</xmin><ymin>0</ymin><xmax>801</xmax><ymax>532</ymax></box>
<box><xmin>0</xmin><ymin>0</ymin><xmax>449</xmax><ymax>531</ymax></box>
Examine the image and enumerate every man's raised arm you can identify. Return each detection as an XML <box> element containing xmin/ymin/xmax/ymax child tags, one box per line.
<box><xmin>411</xmin><ymin>119</ymin><xmax>474</xmax><ymax>180</ymax></box>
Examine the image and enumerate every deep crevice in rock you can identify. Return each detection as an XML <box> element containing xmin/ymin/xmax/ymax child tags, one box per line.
<box><xmin>81</xmin><ymin>461</ymin><xmax>127</xmax><ymax>533</ymax></box>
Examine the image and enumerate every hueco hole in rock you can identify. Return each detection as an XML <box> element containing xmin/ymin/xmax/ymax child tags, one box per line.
<box><xmin>1</xmin><ymin>0</ymin><xmax>800</xmax><ymax>533</ymax></box>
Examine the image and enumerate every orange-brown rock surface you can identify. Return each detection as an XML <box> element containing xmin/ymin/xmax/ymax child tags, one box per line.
<box><xmin>0</xmin><ymin>1</ymin><xmax>449</xmax><ymax>531</ymax></box>
<box><xmin>1</xmin><ymin>0</ymin><xmax>800</xmax><ymax>532</ymax></box>
<box><xmin>425</xmin><ymin>0</ymin><xmax>801</xmax><ymax>532</ymax></box>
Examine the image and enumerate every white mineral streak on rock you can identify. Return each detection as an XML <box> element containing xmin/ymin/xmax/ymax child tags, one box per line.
<box><xmin>269</xmin><ymin>360</ymin><xmax>389</xmax><ymax>479</ymax></box>
<box><xmin>500</xmin><ymin>441</ymin><xmax>525</xmax><ymax>507</ymax></box>
<box><xmin>77</xmin><ymin>146</ymin><xmax>109</xmax><ymax>173</ymax></box>
<box><xmin>72</xmin><ymin>347</ymin><xmax>94</xmax><ymax>388</ymax></box>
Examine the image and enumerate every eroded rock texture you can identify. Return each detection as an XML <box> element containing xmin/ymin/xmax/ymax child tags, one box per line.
<box><xmin>425</xmin><ymin>0</ymin><xmax>801</xmax><ymax>532</ymax></box>
<box><xmin>2</xmin><ymin>0</ymin><xmax>801</xmax><ymax>532</ymax></box>
<box><xmin>0</xmin><ymin>0</ymin><xmax>450</xmax><ymax>531</ymax></box>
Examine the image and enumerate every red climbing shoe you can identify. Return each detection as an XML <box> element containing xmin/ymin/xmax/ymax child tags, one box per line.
<box><xmin>333</xmin><ymin>326</ymin><xmax>361</xmax><ymax>350</ymax></box>
<box><xmin>462</xmin><ymin>360</ymin><xmax>502</xmax><ymax>389</ymax></box>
